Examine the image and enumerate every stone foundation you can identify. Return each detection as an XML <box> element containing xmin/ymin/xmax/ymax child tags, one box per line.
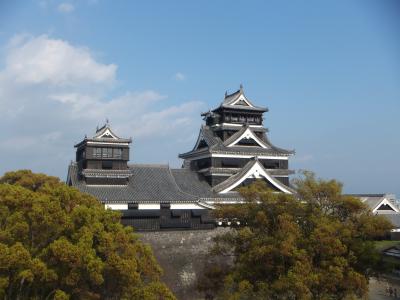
<box><xmin>139</xmin><ymin>228</ymin><xmax>229</xmax><ymax>300</ymax></box>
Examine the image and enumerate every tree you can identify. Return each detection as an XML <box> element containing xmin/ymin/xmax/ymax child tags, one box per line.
<box><xmin>0</xmin><ymin>170</ymin><xmax>175</xmax><ymax>300</ymax></box>
<box><xmin>199</xmin><ymin>172</ymin><xmax>392</xmax><ymax>300</ymax></box>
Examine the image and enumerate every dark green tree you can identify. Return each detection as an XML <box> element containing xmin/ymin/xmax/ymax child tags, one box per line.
<box><xmin>0</xmin><ymin>170</ymin><xmax>175</xmax><ymax>300</ymax></box>
<box><xmin>199</xmin><ymin>172</ymin><xmax>392</xmax><ymax>300</ymax></box>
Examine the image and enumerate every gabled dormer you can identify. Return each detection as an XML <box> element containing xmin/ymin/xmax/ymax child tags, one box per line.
<box><xmin>93</xmin><ymin>125</ymin><xmax>120</xmax><ymax>139</ymax></box>
<box><xmin>223</xmin><ymin>125</ymin><xmax>269</xmax><ymax>148</ymax></box>
<box><xmin>219</xmin><ymin>85</ymin><xmax>267</xmax><ymax>112</ymax></box>
<box><xmin>212</xmin><ymin>158</ymin><xmax>294</xmax><ymax>194</ymax></box>
<box><xmin>222</xmin><ymin>84</ymin><xmax>256</xmax><ymax>108</ymax></box>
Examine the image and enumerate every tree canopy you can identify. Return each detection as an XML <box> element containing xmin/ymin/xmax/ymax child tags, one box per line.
<box><xmin>0</xmin><ymin>170</ymin><xmax>175</xmax><ymax>300</ymax></box>
<box><xmin>199</xmin><ymin>172</ymin><xmax>393</xmax><ymax>300</ymax></box>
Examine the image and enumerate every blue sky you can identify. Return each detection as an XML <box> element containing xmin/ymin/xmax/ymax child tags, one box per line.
<box><xmin>0</xmin><ymin>0</ymin><xmax>399</xmax><ymax>195</ymax></box>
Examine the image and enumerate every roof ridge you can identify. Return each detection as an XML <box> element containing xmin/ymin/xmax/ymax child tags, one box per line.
<box><xmin>263</xmin><ymin>134</ymin><xmax>295</xmax><ymax>154</ymax></box>
<box><xmin>212</xmin><ymin>159</ymin><xmax>258</xmax><ymax>193</ymax></box>
<box><xmin>167</xmin><ymin>166</ymin><xmax>201</xmax><ymax>201</ymax></box>
<box><xmin>222</xmin><ymin>124</ymin><xmax>261</xmax><ymax>147</ymax></box>
<box><xmin>224</xmin><ymin>88</ymin><xmax>241</xmax><ymax>99</ymax></box>
<box><xmin>129</xmin><ymin>163</ymin><xmax>169</xmax><ymax>168</ymax></box>
<box><xmin>212</xmin><ymin>159</ymin><xmax>295</xmax><ymax>194</ymax></box>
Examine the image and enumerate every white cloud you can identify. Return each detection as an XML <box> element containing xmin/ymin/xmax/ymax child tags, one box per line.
<box><xmin>3</xmin><ymin>34</ymin><xmax>116</xmax><ymax>86</ymax></box>
<box><xmin>0</xmin><ymin>34</ymin><xmax>204</xmax><ymax>177</ymax></box>
<box><xmin>57</xmin><ymin>3</ymin><xmax>75</xmax><ymax>13</ymax></box>
<box><xmin>174</xmin><ymin>72</ymin><xmax>186</xmax><ymax>81</ymax></box>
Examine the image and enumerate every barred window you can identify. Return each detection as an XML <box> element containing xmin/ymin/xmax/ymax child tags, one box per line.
<box><xmin>93</xmin><ymin>148</ymin><xmax>102</xmax><ymax>158</ymax></box>
<box><xmin>102</xmin><ymin>148</ymin><xmax>113</xmax><ymax>158</ymax></box>
<box><xmin>113</xmin><ymin>148</ymin><xmax>122</xmax><ymax>158</ymax></box>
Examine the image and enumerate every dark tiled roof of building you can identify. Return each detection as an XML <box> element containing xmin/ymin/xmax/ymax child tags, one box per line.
<box><xmin>198</xmin><ymin>167</ymin><xmax>294</xmax><ymax>177</ymax></box>
<box><xmin>81</xmin><ymin>169</ymin><xmax>131</xmax><ymax>178</ymax></box>
<box><xmin>170</xmin><ymin>169</ymin><xmax>243</xmax><ymax>201</ymax></box>
<box><xmin>200</xmin><ymin>125</ymin><xmax>221</xmax><ymax>148</ymax></box>
<box><xmin>74</xmin><ymin>124</ymin><xmax>132</xmax><ymax>147</ymax></box>
<box><xmin>211</xmin><ymin>124</ymin><xmax>268</xmax><ymax>132</ymax></box>
<box><xmin>179</xmin><ymin>125</ymin><xmax>294</xmax><ymax>158</ymax></box>
<box><xmin>222</xmin><ymin>124</ymin><xmax>253</xmax><ymax>146</ymax></box>
<box><xmin>69</xmin><ymin>163</ymin><xmax>199</xmax><ymax>203</ymax></box>
<box><xmin>170</xmin><ymin>169</ymin><xmax>215</xmax><ymax>198</ymax></box>
<box><xmin>382</xmin><ymin>214</ymin><xmax>400</xmax><ymax>228</ymax></box>
<box><xmin>68</xmin><ymin>163</ymin><xmax>244</xmax><ymax>204</ymax></box>
<box><xmin>216</xmin><ymin>88</ymin><xmax>268</xmax><ymax>112</ymax></box>
<box><xmin>212</xmin><ymin>159</ymin><xmax>257</xmax><ymax>193</ymax></box>
<box><xmin>349</xmin><ymin>194</ymin><xmax>397</xmax><ymax>211</ymax></box>
<box><xmin>212</xmin><ymin>158</ymin><xmax>296</xmax><ymax>194</ymax></box>
<box><xmin>218</xmin><ymin>103</ymin><xmax>268</xmax><ymax>112</ymax></box>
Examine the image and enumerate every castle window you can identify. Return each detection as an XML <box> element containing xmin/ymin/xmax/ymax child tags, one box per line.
<box><xmin>102</xmin><ymin>160</ymin><xmax>113</xmax><ymax>169</ymax></box>
<box><xmin>93</xmin><ymin>148</ymin><xmax>102</xmax><ymax>158</ymax></box>
<box><xmin>102</xmin><ymin>148</ymin><xmax>113</xmax><ymax>158</ymax></box>
<box><xmin>113</xmin><ymin>148</ymin><xmax>122</xmax><ymax>158</ymax></box>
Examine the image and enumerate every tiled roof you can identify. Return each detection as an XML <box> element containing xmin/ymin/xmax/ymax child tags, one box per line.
<box><xmin>218</xmin><ymin>103</ymin><xmax>268</xmax><ymax>112</ymax></box>
<box><xmin>212</xmin><ymin>158</ymin><xmax>296</xmax><ymax>194</ymax></box>
<box><xmin>179</xmin><ymin>125</ymin><xmax>294</xmax><ymax>158</ymax></box>
<box><xmin>68</xmin><ymin>163</ymin><xmax>244</xmax><ymax>204</ymax></box>
<box><xmin>200</xmin><ymin>125</ymin><xmax>221</xmax><ymax>148</ymax></box>
<box><xmin>69</xmin><ymin>163</ymin><xmax>199</xmax><ymax>203</ymax></box>
<box><xmin>74</xmin><ymin>124</ymin><xmax>132</xmax><ymax>147</ymax></box>
<box><xmin>170</xmin><ymin>169</ymin><xmax>243</xmax><ymax>202</ymax></box>
<box><xmin>170</xmin><ymin>169</ymin><xmax>215</xmax><ymax>198</ymax></box>
<box><xmin>198</xmin><ymin>167</ymin><xmax>294</xmax><ymax>177</ymax></box>
<box><xmin>81</xmin><ymin>169</ymin><xmax>131</xmax><ymax>178</ymax></box>
<box><xmin>84</xmin><ymin>137</ymin><xmax>132</xmax><ymax>143</ymax></box>
<box><xmin>222</xmin><ymin>124</ymin><xmax>252</xmax><ymax>146</ymax></box>
<box><xmin>212</xmin><ymin>124</ymin><xmax>268</xmax><ymax>132</ymax></box>
<box><xmin>217</xmin><ymin>88</ymin><xmax>267</xmax><ymax>112</ymax></box>
<box><xmin>212</xmin><ymin>159</ymin><xmax>257</xmax><ymax>193</ymax></box>
<box><xmin>349</xmin><ymin>194</ymin><xmax>397</xmax><ymax>211</ymax></box>
<box><xmin>382</xmin><ymin>214</ymin><xmax>400</xmax><ymax>228</ymax></box>
<box><xmin>223</xmin><ymin>89</ymin><xmax>241</xmax><ymax>104</ymax></box>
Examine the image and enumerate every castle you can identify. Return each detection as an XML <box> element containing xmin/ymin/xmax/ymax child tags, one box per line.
<box><xmin>67</xmin><ymin>86</ymin><xmax>400</xmax><ymax>231</ymax></box>
<box><xmin>67</xmin><ymin>86</ymin><xmax>296</xmax><ymax>229</ymax></box>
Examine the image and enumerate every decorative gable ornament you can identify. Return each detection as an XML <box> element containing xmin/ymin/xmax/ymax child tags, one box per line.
<box><xmin>231</xmin><ymin>94</ymin><xmax>253</xmax><ymax>107</ymax></box>
<box><xmin>217</xmin><ymin>159</ymin><xmax>293</xmax><ymax>194</ymax></box>
<box><xmin>373</xmin><ymin>198</ymin><xmax>400</xmax><ymax>213</ymax></box>
<box><xmin>227</xmin><ymin>128</ymin><xmax>269</xmax><ymax>149</ymax></box>
<box><xmin>97</xmin><ymin>128</ymin><xmax>118</xmax><ymax>139</ymax></box>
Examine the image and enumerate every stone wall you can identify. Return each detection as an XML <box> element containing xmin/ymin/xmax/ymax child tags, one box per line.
<box><xmin>139</xmin><ymin>228</ymin><xmax>229</xmax><ymax>300</ymax></box>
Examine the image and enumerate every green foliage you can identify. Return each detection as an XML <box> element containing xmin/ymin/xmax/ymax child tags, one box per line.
<box><xmin>0</xmin><ymin>170</ymin><xmax>175</xmax><ymax>300</ymax></box>
<box><xmin>200</xmin><ymin>172</ymin><xmax>393</xmax><ymax>300</ymax></box>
